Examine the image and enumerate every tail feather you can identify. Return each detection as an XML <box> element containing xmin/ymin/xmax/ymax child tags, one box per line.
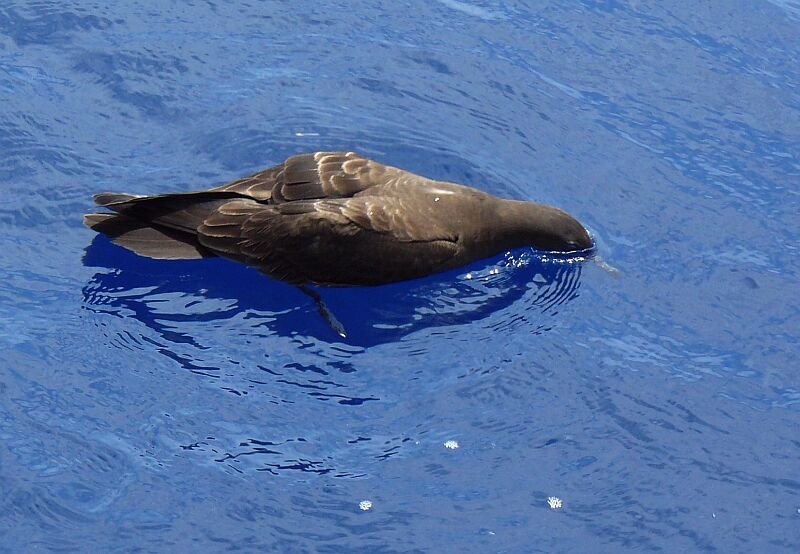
<box><xmin>94</xmin><ymin>192</ymin><xmax>140</xmax><ymax>206</ymax></box>
<box><xmin>87</xmin><ymin>189</ymin><xmax>249</xmax><ymax>259</ymax></box>
<box><xmin>91</xmin><ymin>191</ymin><xmax>242</xmax><ymax>234</ymax></box>
<box><xmin>83</xmin><ymin>213</ymin><xmax>212</xmax><ymax>260</ymax></box>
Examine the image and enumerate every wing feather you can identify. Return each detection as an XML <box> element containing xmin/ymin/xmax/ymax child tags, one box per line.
<box><xmin>210</xmin><ymin>151</ymin><xmax>400</xmax><ymax>204</ymax></box>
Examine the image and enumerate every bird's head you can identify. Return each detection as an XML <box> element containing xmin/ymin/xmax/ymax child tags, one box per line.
<box><xmin>497</xmin><ymin>200</ymin><xmax>594</xmax><ymax>254</ymax></box>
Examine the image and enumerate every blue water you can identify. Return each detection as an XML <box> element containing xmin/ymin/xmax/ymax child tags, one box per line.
<box><xmin>1</xmin><ymin>1</ymin><xmax>799</xmax><ymax>551</ymax></box>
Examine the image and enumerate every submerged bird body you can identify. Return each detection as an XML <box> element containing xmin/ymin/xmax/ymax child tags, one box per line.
<box><xmin>85</xmin><ymin>151</ymin><xmax>592</xmax><ymax>286</ymax></box>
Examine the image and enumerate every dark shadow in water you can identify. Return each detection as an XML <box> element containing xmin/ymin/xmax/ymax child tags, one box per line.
<box><xmin>82</xmin><ymin>233</ymin><xmax>585</xmax><ymax>349</ymax></box>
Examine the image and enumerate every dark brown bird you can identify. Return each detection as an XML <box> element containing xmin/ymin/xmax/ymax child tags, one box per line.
<box><xmin>84</xmin><ymin>151</ymin><xmax>593</xmax><ymax>286</ymax></box>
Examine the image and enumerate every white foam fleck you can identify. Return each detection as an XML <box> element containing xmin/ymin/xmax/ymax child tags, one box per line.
<box><xmin>436</xmin><ymin>0</ymin><xmax>502</xmax><ymax>20</ymax></box>
<box><xmin>547</xmin><ymin>496</ymin><xmax>563</xmax><ymax>509</ymax></box>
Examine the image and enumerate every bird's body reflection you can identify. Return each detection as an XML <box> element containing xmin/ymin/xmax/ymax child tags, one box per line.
<box><xmin>83</xmin><ymin>233</ymin><xmax>585</xmax><ymax>350</ymax></box>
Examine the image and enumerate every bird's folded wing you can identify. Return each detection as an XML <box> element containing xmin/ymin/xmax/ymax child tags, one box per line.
<box><xmin>197</xmin><ymin>197</ymin><xmax>460</xmax><ymax>284</ymax></box>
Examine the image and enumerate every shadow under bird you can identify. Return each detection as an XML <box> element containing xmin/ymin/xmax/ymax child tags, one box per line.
<box><xmin>84</xmin><ymin>151</ymin><xmax>593</xmax><ymax>287</ymax></box>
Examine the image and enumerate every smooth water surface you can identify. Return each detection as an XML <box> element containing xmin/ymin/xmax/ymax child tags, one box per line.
<box><xmin>1</xmin><ymin>1</ymin><xmax>799</xmax><ymax>552</ymax></box>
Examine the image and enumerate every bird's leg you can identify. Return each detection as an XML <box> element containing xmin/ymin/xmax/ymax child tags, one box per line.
<box><xmin>298</xmin><ymin>285</ymin><xmax>347</xmax><ymax>338</ymax></box>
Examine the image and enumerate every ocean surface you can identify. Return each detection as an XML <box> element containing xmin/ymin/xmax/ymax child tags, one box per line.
<box><xmin>1</xmin><ymin>1</ymin><xmax>799</xmax><ymax>552</ymax></box>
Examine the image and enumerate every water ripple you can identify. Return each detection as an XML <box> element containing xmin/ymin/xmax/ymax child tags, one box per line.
<box><xmin>0</xmin><ymin>2</ymin><xmax>112</xmax><ymax>46</ymax></box>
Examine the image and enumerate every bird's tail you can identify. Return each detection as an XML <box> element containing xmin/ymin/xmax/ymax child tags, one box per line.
<box><xmin>83</xmin><ymin>212</ymin><xmax>212</xmax><ymax>260</ymax></box>
<box><xmin>84</xmin><ymin>191</ymin><xmax>239</xmax><ymax>260</ymax></box>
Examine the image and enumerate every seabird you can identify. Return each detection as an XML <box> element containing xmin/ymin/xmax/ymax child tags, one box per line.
<box><xmin>84</xmin><ymin>151</ymin><xmax>593</xmax><ymax>286</ymax></box>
